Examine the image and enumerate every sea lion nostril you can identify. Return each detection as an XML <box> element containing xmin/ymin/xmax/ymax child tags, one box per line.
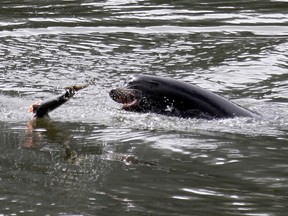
<box><xmin>109</xmin><ymin>89</ymin><xmax>115</xmax><ymax>97</ymax></box>
<box><xmin>109</xmin><ymin>89</ymin><xmax>122</xmax><ymax>103</ymax></box>
<box><xmin>109</xmin><ymin>89</ymin><xmax>121</xmax><ymax>100</ymax></box>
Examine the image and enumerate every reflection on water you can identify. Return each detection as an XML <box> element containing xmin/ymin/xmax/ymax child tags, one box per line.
<box><xmin>1</xmin><ymin>0</ymin><xmax>288</xmax><ymax>215</ymax></box>
<box><xmin>24</xmin><ymin>118</ymin><xmax>79</xmax><ymax>163</ymax></box>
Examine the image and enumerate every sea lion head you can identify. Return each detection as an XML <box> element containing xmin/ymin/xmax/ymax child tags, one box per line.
<box><xmin>109</xmin><ymin>74</ymin><xmax>179</xmax><ymax>113</ymax></box>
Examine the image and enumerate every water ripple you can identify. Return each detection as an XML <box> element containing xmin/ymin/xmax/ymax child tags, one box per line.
<box><xmin>1</xmin><ymin>0</ymin><xmax>288</xmax><ymax>215</ymax></box>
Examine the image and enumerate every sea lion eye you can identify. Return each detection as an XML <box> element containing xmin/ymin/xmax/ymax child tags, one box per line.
<box><xmin>127</xmin><ymin>80</ymin><xmax>140</xmax><ymax>86</ymax></box>
<box><xmin>148</xmin><ymin>81</ymin><xmax>159</xmax><ymax>88</ymax></box>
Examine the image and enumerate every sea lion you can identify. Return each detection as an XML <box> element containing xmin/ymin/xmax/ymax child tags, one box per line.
<box><xmin>109</xmin><ymin>74</ymin><xmax>261</xmax><ymax>119</ymax></box>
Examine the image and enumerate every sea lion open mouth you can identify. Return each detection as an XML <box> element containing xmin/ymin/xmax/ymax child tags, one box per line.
<box><xmin>109</xmin><ymin>88</ymin><xmax>139</xmax><ymax>109</ymax></box>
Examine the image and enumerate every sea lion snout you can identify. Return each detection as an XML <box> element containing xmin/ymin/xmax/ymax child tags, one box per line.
<box><xmin>109</xmin><ymin>88</ymin><xmax>135</xmax><ymax>103</ymax></box>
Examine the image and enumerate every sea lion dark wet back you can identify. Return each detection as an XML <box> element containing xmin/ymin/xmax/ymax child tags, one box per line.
<box><xmin>110</xmin><ymin>74</ymin><xmax>262</xmax><ymax>119</ymax></box>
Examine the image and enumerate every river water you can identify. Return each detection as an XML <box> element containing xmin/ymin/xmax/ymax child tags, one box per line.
<box><xmin>1</xmin><ymin>0</ymin><xmax>288</xmax><ymax>215</ymax></box>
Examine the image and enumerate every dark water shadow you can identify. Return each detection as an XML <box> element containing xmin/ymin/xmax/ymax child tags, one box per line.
<box><xmin>24</xmin><ymin>118</ymin><xmax>79</xmax><ymax>164</ymax></box>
